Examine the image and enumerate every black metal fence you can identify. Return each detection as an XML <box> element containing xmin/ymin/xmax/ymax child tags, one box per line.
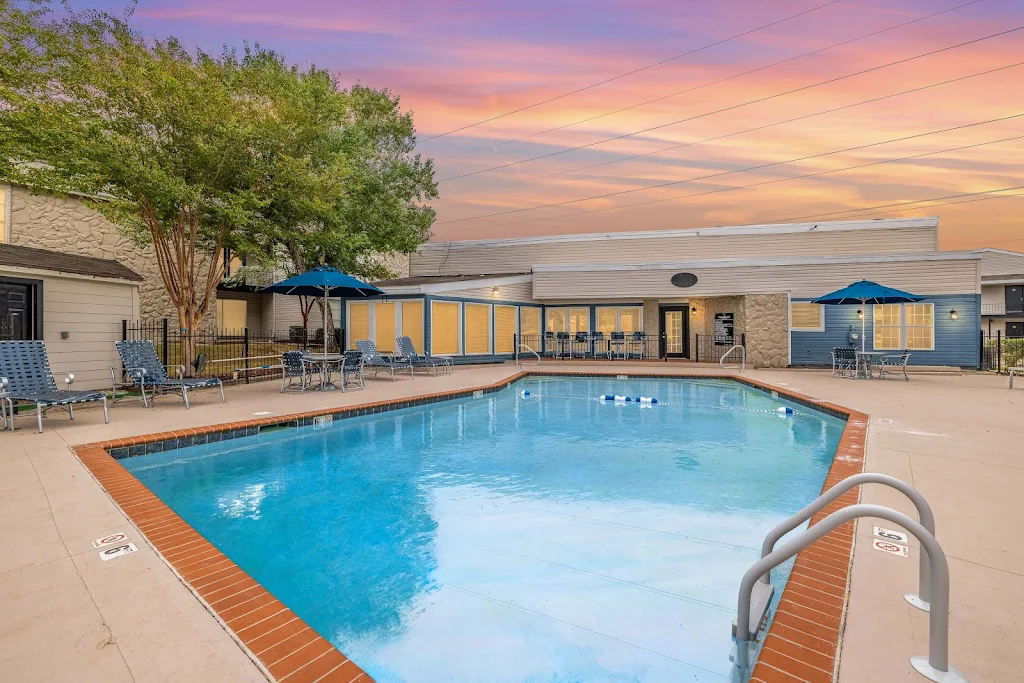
<box><xmin>980</xmin><ymin>331</ymin><xmax>1024</xmax><ymax>372</ymax></box>
<box><xmin>121</xmin><ymin>319</ymin><xmax>335</xmax><ymax>382</ymax></box>
<box><xmin>513</xmin><ymin>332</ymin><xmax>745</xmax><ymax>362</ymax></box>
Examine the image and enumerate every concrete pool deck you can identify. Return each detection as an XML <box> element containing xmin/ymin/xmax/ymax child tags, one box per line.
<box><xmin>1</xmin><ymin>364</ymin><xmax>1020</xmax><ymax>682</ymax></box>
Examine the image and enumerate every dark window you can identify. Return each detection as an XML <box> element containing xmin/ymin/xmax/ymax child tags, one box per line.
<box><xmin>1006</xmin><ymin>285</ymin><xmax>1024</xmax><ymax>314</ymax></box>
<box><xmin>1007</xmin><ymin>322</ymin><xmax>1024</xmax><ymax>339</ymax></box>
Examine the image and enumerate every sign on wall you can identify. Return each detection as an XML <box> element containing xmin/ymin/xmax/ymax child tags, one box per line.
<box><xmin>714</xmin><ymin>313</ymin><xmax>734</xmax><ymax>346</ymax></box>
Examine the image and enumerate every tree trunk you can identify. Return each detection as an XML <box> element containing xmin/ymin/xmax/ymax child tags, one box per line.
<box><xmin>299</xmin><ymin>295</ymin><xmax>316</xmax><ymax>346</ymax></box>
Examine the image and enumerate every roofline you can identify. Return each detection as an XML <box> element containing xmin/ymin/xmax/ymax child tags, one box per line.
<box><xmin>973</xmin><ymin>247</ymin><xmax>1024</xmax><ymax>257</ymax></box>
<box><xmin>530</xmin><ymin>251</ymin><xmax>979</xmax><ymax>273</ymax></box>
<box><xmin>419</xmin><ymin>217</ymin><xmax>940</xmax><ymax>251</ymax></box>
<box><xmin>981</xmin><ymin>277</ymin><xmax>1024</xmax><ymax>285</ymax></box>
<box><xmin>379</xmin><ymin>273</ymin><xmax>533</xmax><ymax>295</ymax></box>
<box><xmin>0</xmin><ymin>262</ymin><xmax>144</xmax><ymax>285</ymax></box>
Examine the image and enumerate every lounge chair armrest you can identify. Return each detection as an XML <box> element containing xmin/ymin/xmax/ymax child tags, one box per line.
<box><xmin>64</xmin><ymin>373</ymin><xmax>75</xmax><ymax>387</ymax></box>
<box><xmin>167</xmin><ymin>364</ymin><xmax>186</xmax><ymax>378</ymax></box>
<box><xmin>0</xmin><ymin>376</ymin><xmax>8</xmax><ymax>392</ymax></box>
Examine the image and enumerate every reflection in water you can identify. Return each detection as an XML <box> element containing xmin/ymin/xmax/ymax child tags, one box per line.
<box><xmin>125</xmin><ymin>377</ymin><xmax>843</xmax><ymax>683</ymax></box>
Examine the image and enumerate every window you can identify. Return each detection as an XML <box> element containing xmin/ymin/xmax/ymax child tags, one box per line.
<box><xmin>791</xmin><ymin>303</ymin><xmax>825</xmax><ymax>332</ymax></box>
<box><xmin>568</xmin><ymin>308</ymin><xmax>589</xmax><ymax>334</ymax></box>
<box><xmin>464</xmin><ymin>303</ymin><xmax>491</xmax><ymax>354</ymax></box>
<box><xmin>431</xmin><ymin>301</ymin><xmax>460</xmax><ymax>355</ymax></box>
<box><xmin>216</xmin><ymin>298</ymin><xmax>247</xmax><ymax>334</ymax></box>
<box><xmin>873</xmin><ymin>303</ymin><xmax>934</xmax><ymax>350</ymax></box>
<box><xmin>374</xmin><ymin>302</ymin><xmax>396</xmax><ymax>353</ymax></box>
<box><xmin>520</xmin><ymin>307</ymin><xmax>540</xmax><ymax>338</ymax></box>
<box><xmin>494</xmin><ymin>305</ymin><xmax>516</xmax><ymax>354</ymax></box>
<box><xmin>401</xmin><ymin>301</ymin><xmax>424</xmax><ymax>352</ymax></box>
<box><xmin>348</xmin><ymin>302</ymin><xmax>369</xmax><ymax>349</ymax></box>
<box><xmin>596</xmin><ymin>306</ymin><xmax>643</xmax><ymax>333</ymax></box>
<box><xmin>546</xmin><ymin>308</ymin><xmax>567</xmax><ymax>333</ymax></box>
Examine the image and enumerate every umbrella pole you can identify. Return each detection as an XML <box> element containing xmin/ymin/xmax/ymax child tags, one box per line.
<box><xmin>861</xmin><ymin>299</ymin><xmax>867</xmax><ymax>352</ymax></box>
<box><xmin>323</xmin><ymin>288</ymin><xmax>329</xmax><ymax>355</ymax></box>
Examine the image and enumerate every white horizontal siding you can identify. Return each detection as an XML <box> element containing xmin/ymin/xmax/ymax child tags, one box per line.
<box><xmin>411</xmin><ymin>226</ymin><xmax>937</xmax><ymax>276</ymax></box>
<box><xmin>439</xmin><ymin>282</ymin><xmax>537</xmax><ymax>302</ymax></box>
<box><xmin>977</xmin><ymin>250</ymin><xmax>1024</xmax><ymax>277</ymax></box>
<box><xmin>23</xmin><ymin>273</ymin><xmax>139</xmax><ymax>389</ymax></box>
<box><xmin>532</xmin><ymin>259</ymin><xmax>978</xmax><ymax>300</ymax></box>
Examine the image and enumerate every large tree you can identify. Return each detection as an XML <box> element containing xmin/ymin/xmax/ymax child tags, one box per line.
<box><xmin>248</xmin><ymin>77</ymin><xmax>438</xmax><ymax>349</ymax></box>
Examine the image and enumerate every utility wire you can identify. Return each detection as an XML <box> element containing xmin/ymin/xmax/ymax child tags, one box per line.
<box><xmin>452</xmin><ymin>134</ymin><xmax>1024</xmax><ymax>234</ymax></box>
<box><xmin>438</xmin><ymin>25</ymin><xmax>1024</xmax><ymax>183</ymax></box>
<box><xmin>418</xmin><ymin>0</ymin><xmax>844</xmax><ymax>143</ymax></box>
<box><xmin>770</xmin><ymin>184</ymin><xmax>1024</xmax><ymax>223</ymax></box>
<box><xmin>483</xmin><ymin>0</ymin><xmax>980</xmax><ymax>153</ymax></box>
<box><xmin>436</xmin><ymin>109</ymin><xmax>1024</xmax><ymax>224</ymax></box>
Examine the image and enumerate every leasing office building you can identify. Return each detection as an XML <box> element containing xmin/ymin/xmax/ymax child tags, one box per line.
<box><xmin>352</xmin><ymin>216</ymin><xmax>982</xmax><ymax>368</ymax></box>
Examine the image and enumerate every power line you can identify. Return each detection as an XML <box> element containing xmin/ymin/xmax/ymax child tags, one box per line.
<box><xmin>449</xmin><ymin>135</ymin><xmax>1024</xmax><ymax>234</ymax></box>
<box><xmin>417</xmin><ymin>0</ymin><xmax>844</xmax><ymax>144</ymax></box>
<box><xmin>438</xmin><ymin>25</ymin><xmax>1024</xmax><ymax>183</ymax></box>
<box><xmin>483</xmin><ymin>0</ymin><xmax>980</xmax><ymax>153</ymax></box>
<box><xmin>529</xmin><ymin>50</ymin><xmax>1014</xmax><ymax>184</ymax></box>
<box><xmin>770</xmin><ymin>184</ymin><xmax>1024</xmax><ymax>223</ymax></box>
<box><xmin>436</xmin><ymin>109</ymin><xmax>1024</xmax><ymax>225</ymax></box>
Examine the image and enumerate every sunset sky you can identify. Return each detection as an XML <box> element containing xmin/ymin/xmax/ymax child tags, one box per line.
<box><xmin>89</xmin><ymin>0</ymin><xmax>1022</xmax><ymax>249</ymax></box>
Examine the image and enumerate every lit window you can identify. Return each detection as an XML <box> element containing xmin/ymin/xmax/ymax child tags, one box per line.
<box><xmin>401</xmin><ymin>301</ymin><xmax>424</xmax><ymax>352</ymax></box>
<box><xmin>375</xmin><ymin>302</ymin><xmax>396</xmax><ymax>353</ymax></box>
<box><xmin>520</xmin><ymin>308</ymin><xmax>540</xmax><ymax>337</ymax></box>
<box><xmin>597</xmin><ymin>306</ymin><xmax>643</xmax><ymax>333</ymax></box>
<box><xmin>431</xmin><ymin>301</ymin><xmax>460</xmax><ymax>355</ymax></box>
<box><xmin>620</xmin><ymin>307</ymin><xmax>642</xmax><ymax>333</ymax></box>
<box><xmin>464</xmin><ymin>303</ymin><xmax>491</xmax><ymax>354</ymax></box>
<box><xmin>597</xmin><ymin>307</ymin><xmax>617</xmax><ymax>334</ymax></box>
<box><xmin>568</xmin><ymin>308</ymin><xmax>589</xmax><ymax>334</ymax></box>
<box><xmin>494</xmin><ymin>305</ymin><xmax>516</xmax><ymax>354</ymax></box>
<box><xmin>791</xmin><ymin>303</ymin><xmax>824</xmax><ymax>332</ymax></box>
<box><xmin>348</xmin><ymin>302</ymin><xmax>369</xmax><ymax>349</ymax></box>
<box><xmin>873</xmin><ymin>303</ymin><xmax>933</xmax><ymax>351</ymax></box>
<box><xmin>546</xmin><ymin>308</ymin><xmax>567</xmax><ymax>333</ymax></box>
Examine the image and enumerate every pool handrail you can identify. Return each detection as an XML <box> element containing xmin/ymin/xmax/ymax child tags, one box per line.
<box><xmin>759</xmin><ymin>472</ymin><xmax>935</xmax><ymax>610</ymax></box>
<box><xmin>516</xmin><ymin>343</ymin><xmax>541</xmax><ymax>368</ymax></box>
<box><xmin>720</xmin><ymin>345</ymin><xmax>745</xmax><ymax>374</ymax></box>
<box><xmin>735</xmin><ymin>504</ymin><xmax>966</xmax><ymax>683</ymax></box>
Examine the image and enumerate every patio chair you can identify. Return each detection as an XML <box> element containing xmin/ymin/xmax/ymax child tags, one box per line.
<box><xmin>396</xmin><ymin>336</ymin><xmax>452</xmax><ymax>376</ymax></box>
<box><xmin>610</xmin><ymin>331</ymin><xmax>628</xmax><ymax>360</ymax></box>
<box><xmin>341</xmin><ymin>351</ymin><xmax>365</xmax><ymax>390</ymax></box>
<box><xmin>631</xmin><ymin>331</ymin><xmax>646</xmax><ymax>359</ymax></box>
<box><xmin>113</xmin><ymin>340</ymin><xmax>225</xmax><ymax>408</ymax></box>
<box><xmin>543</xmin><ymin>331</ymin><xmax>558</xmax><ymax>358</ymax></box>
<box><xmin>355</xmin><ymin>340</ymin><xmax>414</xmax><ymax>380</ymax></box>
<box><xmin>592</xmin><ymin>331</ymin><xmax>611</xmax><ymax>359</ymax></box>
<box><xmin>832</xmin><ymin>347</ymin><xmax>857</xmax><ymax>377</ymax></box>
<box><xmin>0</xmin><ymin>340</ymin><xmax>109</xmax><ymax>432</ymax></box>
<box><xmin>280</xmin><ymin>350</ymin><xmax>311</xmax><ymax>393</ymax></box>
<box><xmin>571</xmin><ymin>331</ymin><xmax>589</xmax><ymax>358</ymax></box>
<box><xmin>555</xmin><ymin>332</ymin><xmax>571</xmax><ymax>359</ymax></box>
<box><xmin>878</xmin><ymin>350</ymin><xmax>911</xmax><ymax>381</ymax></box>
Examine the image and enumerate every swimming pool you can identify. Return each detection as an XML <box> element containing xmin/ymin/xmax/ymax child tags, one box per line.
<box><xmin>123</xmin><ymin>376</ymin><xmax>845</xmax><ymax>682</ymax></box>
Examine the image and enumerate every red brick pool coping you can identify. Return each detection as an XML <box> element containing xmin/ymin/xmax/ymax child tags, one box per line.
<box><xmin>72</xmin><ymin>370</ymin><xmax>867</xmax><ymax>683</ymax></box>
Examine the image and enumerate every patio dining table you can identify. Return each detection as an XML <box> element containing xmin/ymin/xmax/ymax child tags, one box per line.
<box><xmin>302</xmin><ymin>353</ymin><xmax>345</xmax><ymax>391</ymax></box>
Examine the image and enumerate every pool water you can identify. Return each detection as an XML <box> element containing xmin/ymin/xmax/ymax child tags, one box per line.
<box><xmin>123</xmin><ymin>377</ymin><xmax>844</xmax><ymax>682</ymax></box>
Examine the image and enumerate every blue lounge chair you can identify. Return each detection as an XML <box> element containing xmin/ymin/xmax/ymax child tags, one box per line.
<box><xmin>396</xmin><ymin>335</ymin><xmax>452</xmax><ymax>375</ymax></box>
<box><xmin>113</xmin><ymin>340</ymin><xmax>225</xmax><ymax>408</ymax></box>
<box><xmin>0</xmin><ymin>340</ymin><xmax>109</xmax><ymax>432</ymax></box>
<box><xmin>341</xmin><ymin>350</ymin><xmax>366</xmax><ymax>390</ymax></box>
<box><xmin>355</xmin><ymin>340</ymin><xmax>414</xmax><ymax>380</ymax></box>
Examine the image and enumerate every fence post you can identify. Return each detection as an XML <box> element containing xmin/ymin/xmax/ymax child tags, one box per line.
<box><xmin>695</xmin><ymin>334</ymin><xmax>700</xmax><ymax>363</ymax></box>
<box><xmin>979</xmin><ymin>330</ymin><xmax>985</xmax><ymax>369</ymax></box>
<box><xmin>121</xmin><ymin>319</ymin><xmax>127</xmax><ymax>341</ymax></box>
<box><xmin>997</xmin><ymin>330</ymin><xmax>1002</xmax><ymax>372</ymax></box>
<box><xmin>161</xmin><ymin>318</ymin><xmax>169</xmax><ymax>365</ymax></box>
<box><xmin>243</xmin><ymin>328</ymin><xmax>250</xmax><ymax>384</ymax></box>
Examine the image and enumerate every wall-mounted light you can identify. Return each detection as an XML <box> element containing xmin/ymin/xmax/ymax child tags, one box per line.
<box><xmin>950</xmin><ymin>309</ymin><xmax>958</xmax><ymax>320</ymax></box>
<box><xmin>857</xmin><ymin>309</ymin><xmax>864</xmax><ymax>319</ymax></box>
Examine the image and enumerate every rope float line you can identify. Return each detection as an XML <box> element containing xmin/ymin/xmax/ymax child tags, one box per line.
<box><xmin>518</xmin><ymin>390</ymin><xmax>794</xmax><ymax>415</ymax></box>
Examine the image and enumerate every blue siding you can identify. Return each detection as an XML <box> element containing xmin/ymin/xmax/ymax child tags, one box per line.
<box><xmin>791</xmin><ymin>294</ymin><xmax>980</xmax><ymax>368</ymax></box>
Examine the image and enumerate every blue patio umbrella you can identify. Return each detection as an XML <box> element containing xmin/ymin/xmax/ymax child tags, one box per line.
<box><xmin>813</xmin><ymin>280</ymin><xmax>923</xmax><ymax>351</ymax></box>
<box><xmin>263</xmin><ymin>266</ymin><xmax>383</xmax><ymax>353</ymax></box>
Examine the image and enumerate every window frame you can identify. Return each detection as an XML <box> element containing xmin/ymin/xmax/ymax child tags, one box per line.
<box><xmin>790</xmin><ymin>302</ymin><xmax>825</xmax><ymax>332</ymax></box>
<box><xmin>494</xmin><ymin>304</ymin><xmax>517</xmax><ymax>354</ymax></box>
<box><xmin>595</xmin><ymin>306</ymin><xmax>644</xmax><ymax>334</ymax></box>
<box><xmin>873</xmin><ymin>302</ymin><xmax>934</xmax><ymax>351</ymax></box>
<box><xmin>430</xmin><ymin>300</ymin><xmax>462</xmax><ymax>355</ymax></box>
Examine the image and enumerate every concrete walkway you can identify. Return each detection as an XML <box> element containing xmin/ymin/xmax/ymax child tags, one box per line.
<box><xmin>0</xmin><ymin>364</ymin><xmax>1020</xmax><ymax>682</ymax></box>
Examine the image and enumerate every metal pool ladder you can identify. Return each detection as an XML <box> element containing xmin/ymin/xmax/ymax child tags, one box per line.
<box><xmin>720</xmin><ymin>345</ymin><xmax>745</xmax><ymax>374</ymax></box>
<box><xmin>732</xmin><ymin>474</ymin><xmax>967</xmax><ymax>683</ymax></box>
<box><xmin>516</xmin><ymin>343</ymin><xmax>541</xmax><ymax>369</ymax></box>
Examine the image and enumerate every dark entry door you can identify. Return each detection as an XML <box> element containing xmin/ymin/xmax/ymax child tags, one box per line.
<box><xmin>659</xmin><ymin>306</ymin><xmax>689</xmax><ymax>358</ymax></box>
<box><xmin>1007</xmin><ymin>322</ymin><xmax>1024</xmax><ymax>339</ymax></box>
<box><xmin>0</xmin><ymin>282</ymin><xmax>31</xmax><ymax>340</ymax></box>
<box><xmin>1006</xmin><ymin>285</ymin><xmax>1024</xmax><ymax>314</ymax></box>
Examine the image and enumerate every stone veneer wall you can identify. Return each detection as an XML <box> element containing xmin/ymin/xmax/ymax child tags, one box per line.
<box><xmin>744</xmin><ymin>293</ymin><xmax>790</xmax><ymax>368</ymax></box>
<box><xmin>9</xmin><ymin>186</ymin><xmax>207</xmax><ymax>323</ymax></box>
